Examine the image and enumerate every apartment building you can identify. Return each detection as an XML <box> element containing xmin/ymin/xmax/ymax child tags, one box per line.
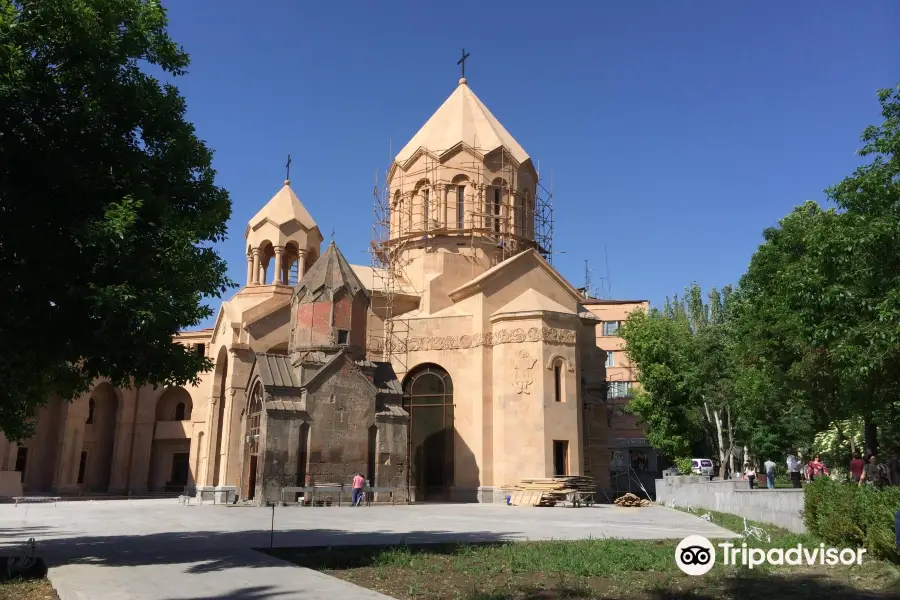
<box><xmin>582</xmin><ymin>298</ymin><xmax>663</xmax><ymax>494</ymax></box>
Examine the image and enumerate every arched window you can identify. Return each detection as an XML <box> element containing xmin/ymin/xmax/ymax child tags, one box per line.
<box><xmin>247</xmin><ymin>383</ymin><xmax>263</xmax><ymax>457</ymax></box>
<box><xmin>456</xmin><ymin>185</ymin><xmax>465</xmax><ymax>229</ymax></box>
<box><xmin>175</xmin><ymin>402</ymin><xmax>186</xmax><ymax>421</ymax></box>
<box><xmin>493</xmin><ymin>188</ymin><xmax>502</xmax><ymax>233</ymax></box>
<box><xmin>554</xmin><ymin>362</ymin><xmax>563</xmax><ymax>403</ymax></box>
<box><xmin>423</xmin><ymin>188</ymin><xmax>430</xmax><ymax>226</ymax></box>
<box><xmin>86</xmin><ymin>398</ymin><xmax>95</xmax><ymax>424</ymax></box>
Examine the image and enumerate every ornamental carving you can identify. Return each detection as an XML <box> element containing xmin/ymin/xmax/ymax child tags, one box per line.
<box><xmin>511</xmin><ymin>350</ymin><xmax>538</xmax><ymax>395</ymax></box>
<box><xmin>366</xmin><ymin>326</ymin><xmax>575</xmax><ymax>353</ymax></box>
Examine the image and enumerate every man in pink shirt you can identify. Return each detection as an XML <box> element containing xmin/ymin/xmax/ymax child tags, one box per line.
<box><xmin>351</xmin><ymin>472</ymin><xmax>365</xmax><ymax>506</ymax></box>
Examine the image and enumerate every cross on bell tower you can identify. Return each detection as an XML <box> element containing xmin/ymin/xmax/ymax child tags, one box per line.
<box><xmin>457</xmin><ymin>48</ymin><xmax>470</xmax><ymax>79</ymax></box>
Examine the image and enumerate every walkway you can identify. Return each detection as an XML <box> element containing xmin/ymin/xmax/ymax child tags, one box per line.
<box><xmin>0</xmin><ymin>499</ymin><xmax>738</xmax><ymax>599</ymax></box>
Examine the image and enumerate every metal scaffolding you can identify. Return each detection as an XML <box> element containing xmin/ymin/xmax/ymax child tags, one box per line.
<box><xmin>368</xmin><ymin>142</ymin><xmax>554</xmax><ymax>375</ymax></box>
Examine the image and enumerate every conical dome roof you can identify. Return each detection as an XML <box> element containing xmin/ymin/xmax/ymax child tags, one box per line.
<box><xmin>295</xmin><ymin>241</ymin><xmax>367</xmax><ymax>302</ymax></box>
<box><xmin>247</xmin><ymin>180</ymin><xmax>317</xmax><ymax>235</ymax></box>
<box><xmin>395</xmin><ymin>78</ymin><xmax>529</xmax><ymax>165</ymax></box>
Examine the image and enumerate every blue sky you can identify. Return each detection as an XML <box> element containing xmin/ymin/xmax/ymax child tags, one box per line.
<box><xmin>159</xmin><ymin>1</ymin><xmax>898</xmax><ymax>326</ymax></box>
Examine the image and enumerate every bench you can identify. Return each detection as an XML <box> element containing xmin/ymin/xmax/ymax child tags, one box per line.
<box><xmin>280</xmin><ymin>485</ymin><xmax>399</xmax><ymax>506</ymax></box>
<box><xmin>364</xmin><ymin>487</ymin><xmax>399</xmax><ymax>506</ymax></box>
<box><xmin>13</xmin><ymin>496</ymin><xmax>62</xmax><ymax>507</ymax></box>
<box><xmin>281</xmin><ymin>486</ymin><xmax>343</xmax><ymax>506</ymax></box>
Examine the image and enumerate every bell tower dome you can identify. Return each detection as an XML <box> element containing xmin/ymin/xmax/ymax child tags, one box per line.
<box><xmin>245</xmin><ymin>172</ymin><xmax>323</xmax><ymax>288</ymax></box>
<box><xmin>381</xmin><ymin>72</ymin><xmax>546</xmax><ymax>304</ymax></box>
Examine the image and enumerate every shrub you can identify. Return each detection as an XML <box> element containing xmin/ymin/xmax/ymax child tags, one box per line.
<box><xmin>675</xmin><ymin>457</ymin><xmax>693</xmax><ymax>475</ymax></box>
<box><xmin>804</xmin><ymin>477</ymin><xmax>900</xmax><ymax>563</ymax></box>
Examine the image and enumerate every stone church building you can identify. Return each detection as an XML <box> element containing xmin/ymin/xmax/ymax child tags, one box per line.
<box><xmin>0</xmin><ymin>74</ymin><xmax>625</xmax><ymax>503</ymax></box>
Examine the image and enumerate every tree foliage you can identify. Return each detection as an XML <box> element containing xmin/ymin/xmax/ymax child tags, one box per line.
<box><xmin>0</xmin><ymin>0</ymin><xmax>233</xmax><ymax>440</ymax></box>
<box><xmin>619</xmin><ymin>283</ymin><xmax>736</xmax><ymax>471</ymax></box>
<box><xmin>620</xmin><ymin>84</ymin><xmax>900</xmax><ymax>463</ymax></box>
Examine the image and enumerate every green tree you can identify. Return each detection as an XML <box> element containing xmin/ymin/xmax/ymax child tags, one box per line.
<box><xmin>0</xmin><ymin>0</ymin><xmax>233</xmax><ymax>440</ymax></box>
<box><xmin>823</xmin><ymin>84</ymin><xmax>900</xmax><ymax>455</ymax></box>
<box><xmin>619</xmin><ymin>283</ymin><xmax>738</xmax><ymax>475</ymax></box>
<box><xmin>732</xmin><ymin>86</ymin><xmax>900</xmax><ymax>458</ymax></box>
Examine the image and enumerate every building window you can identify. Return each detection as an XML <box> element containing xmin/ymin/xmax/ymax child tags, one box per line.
<box><xmin>607</xmin><ymin>381</ymin><xmax>633</xmax><ymax>399</ymax></box>
<box><xmin>77</xmin><ymin>451</ymin><xmax>87</xmax><ymax>484</ymax></box>
<box><xmin>554</xmin><ymin>363</ymin><xmax>562</xmax><ymax>402</ymax></box>
<box><xmin>423</xmin><ymin>188</ymin><xmax>430</xmax><ymax>225</ymax></box>
<box><xmin>493</xmin><ymin>188</ymin><xmax>501</xmax><ymax>233</ymax></box>
<box><xmin>14</xmin><ymin>447</ymin><xmax>27</xmax><ymax>482</ymax></box>
<box><xmin>86</xmin><ymin>398</ymin><xmax>95</xmax><ymax>424</ymax></box>
<box><xmin>175</xmin><ymin>402</ymin><xmax>186</xmax><ymax>421</ymax></box>
<box><xmin>605</xmin><ymin>351</ymin><xmax>615</xmax><ymax>368</ymax></box>
<box><xmin>337</xmin><ymin>329</ymin><xmax>349</xmax><ymax>345</ymax></box>
<box><xmin>602</xmin><ymin>321</ymin><xmax>620</xmax><ymax>336</ymax></box>
<box><xmin>552</xmin><ymin>440</ymin><xmax>569</xmax><ymax>476</ymax></box>
<box><xmin>195</xmin><ymin>343</ymin><xmax>205</xmax><ymax>357</ymax></box>
<box><xmin>457</xmin><ymin>186</ymin><xmax>465</xmax><ymax>229</ymax></box>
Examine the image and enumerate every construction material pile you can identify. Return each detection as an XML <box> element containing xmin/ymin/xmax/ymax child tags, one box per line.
<box><xmin>510</xmin><ymin>476</ymin><xmax>596</xmax><ymax>507</ymax></box>
<box><xmin>614</xmin><ymin>493</ymin><xmax>651</xmax><ymax>507</ymax></box>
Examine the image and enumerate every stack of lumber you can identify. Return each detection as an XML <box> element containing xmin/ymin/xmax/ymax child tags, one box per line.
<box><xmin>510</xmin><ymin>476</ymin><xmax>596</xmax><ymax>507</ymax></box>
<box><xmin>614</xmin><ymin>493</ymin><xmax>651</xmax><ymax>507</ymax></box>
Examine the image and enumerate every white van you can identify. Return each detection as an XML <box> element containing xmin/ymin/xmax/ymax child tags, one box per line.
<box><xmin>691</xmin><ymin>458</ymin><xmax>714</xmax><ymax>477</ymax></box>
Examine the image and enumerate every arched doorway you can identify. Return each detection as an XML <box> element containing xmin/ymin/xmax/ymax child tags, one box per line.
<box><xmin>403</xmin><ymin>364</ymin><xmax>454</xmax><ymax>501</ymax></box>
<box><xmin>243</xmin><ymin>382</ymin><xmax>263</xmax><ymax>501</ymax></box>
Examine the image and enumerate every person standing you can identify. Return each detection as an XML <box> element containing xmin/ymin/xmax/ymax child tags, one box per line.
<box><xmin>763</xmin><ymin>458</ymin><xmax>777</xmax><ymax>489</ymax></box>
<box><xmin>808</xmin><ymin>455</ymin><xmax>829</xmax><ymax>481</ymax></box>
<box><xmin>744</xmin><ymin>462</ymin><xmax>757</xmax><ymax>489</ymax></box>
<box><xmin>859</xmin><ymin>454</ymin><xmax>889</xmax><ymax>489</ymax></box>
<box><xmin>887</xmin><ymin>447</ymin><xmax>899</xmax><ymax>486</ymax></box>
<box><xmin>351</xmin><ymin>472</ymin><xmax>365</xmax><ymax>506</ymax></box>
<box><xmin>849</xmin><ymin>452</ymin><xmax>865</xmax><ymax>484</ymax></box>
<box><xmin>786</xmin><ymin>450</ymin><xmax>802</xmax><ymax>488</ymax></box>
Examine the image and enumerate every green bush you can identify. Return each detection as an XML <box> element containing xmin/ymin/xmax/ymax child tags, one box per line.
<box><xmin>803</xmin><ymin>477</ymin><xmax>900</xmax><ymax>563</ymax></box>
<box><xmin>675</xmin><ymin>457</ymin><xmax>693</xmax><ymax>475</ymax></box>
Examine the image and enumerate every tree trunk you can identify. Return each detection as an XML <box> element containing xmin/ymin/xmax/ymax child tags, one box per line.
<box><xmin>863</xmin><ymin>415</ymin><xmax>878</xmax><ymax>457</ymax></box>
<box><xmin>705</xmin><ymin>401</ymin><xmax>726</xmax><ymax>479</ymax></box>
<box><xmin>726</xmin><ymin>403</ymin><xmax>735</xmax><ymax>477</ymax></box>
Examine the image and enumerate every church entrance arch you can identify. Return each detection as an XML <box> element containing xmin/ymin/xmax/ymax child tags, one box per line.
<box><xmin>242</xmin><ymin>382</ymin><xmax>263</xmax><ymax>501</ymax></box>
<box><xmin>403</xmin><ymin>364</ymin><xmax>454</xmax><ymax>502</ymax></box>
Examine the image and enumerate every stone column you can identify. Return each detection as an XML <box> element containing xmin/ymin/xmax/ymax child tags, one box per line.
<box><xmin>246</xmin><ymin>255</ymin><xmax>253</xmax><ymax>286</ymax></box>
<box><xmin>297</xmin><ymin>249</ymin><xmax>308</xmax><ymax>280</ymax></box>
<box><xmin>435</xmin><ymin>184</ymin><xmax>446</xmax><ymax>228</ymax></box>
<box><xmin>251</xmin><ymin>248</ymin><xmax>261</xmax><ymax>285</ymax></box>
<box><xmin>273</xmin><ymin>246</ymin><xmax>284</xmax><ymax>285</ymax></box>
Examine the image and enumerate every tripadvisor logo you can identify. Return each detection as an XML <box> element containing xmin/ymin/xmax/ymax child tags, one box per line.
<box><xmin>675</xmin><ymin>535</ymin><xmax>867</xmax><ymax>576</ymax></box>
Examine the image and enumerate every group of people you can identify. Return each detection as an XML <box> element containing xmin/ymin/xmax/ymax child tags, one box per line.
<box><xmin>741</xmin><ymin>447</ymin><xmax>900</xmax><ymax>489</ymax></box>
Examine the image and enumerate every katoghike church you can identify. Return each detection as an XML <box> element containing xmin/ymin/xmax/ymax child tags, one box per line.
<box><xmin>1</xmin><ymin>63</ymin><xmax>654</xmax><ymax>504</ymax></box>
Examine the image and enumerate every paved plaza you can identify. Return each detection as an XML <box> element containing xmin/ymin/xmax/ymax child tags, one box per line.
<box><xmin>0</xmin><ymin>499</ymin><xmax>739</xmax><ymax>599</ymax></box>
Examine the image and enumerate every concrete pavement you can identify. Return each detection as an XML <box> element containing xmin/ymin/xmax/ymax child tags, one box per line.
<box><xmin>0</xmin><ymin>499</ymin><xmax>739</xmax><ymax>598</ymax></box>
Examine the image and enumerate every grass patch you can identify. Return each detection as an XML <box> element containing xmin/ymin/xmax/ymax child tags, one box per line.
<box><xmin>267</xmin><ymin>509</ymin><xmax>900</xmax><ymax>599</ymax></box>
<box><xmin>0</xmin><ymin>578</ymin><xmax>57</xmax><ymax>600</ymax></box>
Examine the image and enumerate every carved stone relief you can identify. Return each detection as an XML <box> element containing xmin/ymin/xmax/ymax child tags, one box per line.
<box><xmin>366</xmin><ymin>326</ymin><xmax>576</xmax><ymax>354</ymax></box>
<box><xmin>511</xmin><ymin>349</ymin><xmax>538</xmax><ymax>395</ymax></box>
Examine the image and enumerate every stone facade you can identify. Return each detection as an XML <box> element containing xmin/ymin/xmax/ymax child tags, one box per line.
<box><xmin>1</xmin><ymin>74</ymin><xmax>634</xmax><ymax>502</ymax></box>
